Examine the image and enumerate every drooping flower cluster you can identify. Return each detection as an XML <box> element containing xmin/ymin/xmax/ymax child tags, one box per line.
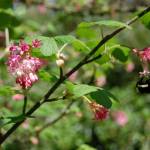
<box><xmin>89</xmin><ymin>102</ymin><xmax>109</xmax><ymax>120</ymax></box>
<box><xmin>133</xmin><ymin>47</ymin><xmax>150</xmax><ymax>76</ymax></box>
<box><xmin>7</xmin><ymin>39</ymin><xmax>44</xmax><ymax>89</ymax></box>
<box><xmin>133</xmin><ymin>47</ymin><xmax>150</xmax><ymax>62</ymax></box>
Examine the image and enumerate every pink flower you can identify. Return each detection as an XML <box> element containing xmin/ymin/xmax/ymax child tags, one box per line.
<box><xmin>22</xmin><ymin>120</ymin><xmax>29</xmax><ymax>129</ymax></box>
<box><xmin>12</xmin><ymin>94</ymin><xmax>24</xmax><ymax>101</ymax></box>
<box><xmin>140</xmin><ymin>48</ymin><xmax>150</xmax><ymax>61</ymax></box>
<box><xmin>32</xmin><ymin>39</ymin><xmax>41</xmax><ymax>48</ymax></box>
<box><xmin>16</xmin><ymin>74</ymin><xmax>38</xmax><ymax>89</ymax></box>
<box><xmin>68</xmin><ymin>71</ymin><xmax>78</xmax><ymax>81</ymax></box>
<box><xmin>9</xmin><ymin>45</ymin><xmax>21</xmax><ymax>55</ymax></box>
<box><xmin>89</xmin><ymin>102</ymin><xmax>109</xmax><ymax>121</ymax></box>
<box><xmin>95</xmin><ymin>76</ymin><xmax>107</xmax><ymax>87</ymax></box>
<box><xmin>0</xmin><ymin>80</ymin><xmax>3</xmax><ymax>85</ymax></box>
<box><xmin>112</xmin><ymin>111</ymin><xmax>128</xmax><ymax>126</ymax></box>
<box><xmin>133</xmin><ymin>47</ymin><xmax>150</xmax><ymax>76</ymax></box>
<box><xmin>37</xmin><ymin>4</ymin><xmax>47</xmax><ymax>14</ymax></box>
<box><xmin>7</xmin><ymin>40</ymin><xmax>45</xmax><ymax>89</ymax></box>
<box><xmin>125</xmin><ymin>62</ymin><xmax>135</xmax><ymax>73</ymax></box>
<box><xmin>75</xmin><ymin>112</ymin><xmax>83</xmax><ymax>118</ymax></box>
<box><xmin>30</xmin><ymin>136</ymin><xmax>39</xmax><ymax>145</ymax></box>
<box><xmin>9</xmin><ymin>45</ymin><xmax>19</xmax><ymax>52</ymax></box>
<box><xmin>19</xmin><ymin>40</ymin><xmax>30</xmax><ymax>53</ymax></box>
<box><xmin>133</xmin><ymin>47</ymin><xmax>150</xmax><ymax>61</ymax></box>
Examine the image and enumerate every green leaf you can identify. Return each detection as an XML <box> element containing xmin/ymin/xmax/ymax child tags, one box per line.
<box><xmin>90</xmin><ymin>89</ymin><xmax>113</xmax><ymax>108</ymax></box>
<box><xmin>38</xmin><ymin>70</ymin><xmax>57</xmax><ymax>82</ymax></box>
<box><xmin>66</xmin><ymin>82</ymin><xmax>98</xmax><ymax>98</ymax></box>
<box><xmin>31</xmin><ymin>48</ymin><xmax>45</xmax><ymax>58</ymax></box>
<box><xmin>0</xmin><ymin>86</ymin><xmax>14</xmax><ymax>96</ymax></box>
<box><xmin>96</xmin><ymin>54</ymin><xmax>110</xmax><ymax>64</ymax></box>
<box><xmin>111</xmin><ymin>46</ymin><xmax>130</xmax><ymax>62</ymax></box>
<box><xmin>25</xmin><ymin>35</ymin><xmax>58</xmax><ymax>56</ymax></box>
<box><xmin>0</xmin><ymin>114</ymin><xmax>26</xmax><ymax>127</ymax></box>
<box><xmin>140</xmin><ymin>12</ymin><xmax>150</xmax><ymax>30</ymax></box>
<box><xmin>6</xmin><ymin>114</ymin><xmax>26</xmax><ymax>123</ymax></box>
<box><xmin>40</xmin><ymin>37</ymin><xmax>58</xmax><ymax>56</ymax></box>
<box><xmin>76</xmin><ymin>27</ymin><xmax>98</xmax><ymax>39</ymax></box>
<box><xmin>54</xmin><ymin>35</ymin><xmax>76</xmax><ymax>45</ymax></box>
<box><xmin>0</xmin><ymin>0</ymin><xmax>13</xmax><ymax>9</ymax></box>
<box><xmin>25</xmin><ymin>20</ymin><xmax>41</xmax><ymax>30</ymax></box>
<box><xmin>0</xmin><ymin>9</ymin><xmax>20</xmax><ymax>28</ymax></box>
<box><xmin>77</xmin><ymin>144</ymin><xmax>96</xmax><ymax>150</ymax></box>
<box><xmin>78</xmin><ymin>20</ymin><xmax>131</xmax><ymax>29</ymax></box>
<box><xmin>54</xmin><ymin>35</ymin><xmax>90</xmax><ymax>52</ymax></box>
<box><xmin>72</xmin><ymin>39</ymin><xmax>90</xmax><ymax>52</ymax></box>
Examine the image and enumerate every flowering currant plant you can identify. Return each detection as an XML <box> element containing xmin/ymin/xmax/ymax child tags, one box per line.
<box><xmin>0</xmin><ymin>6</ymin><xmax>149</xmax><ymax>145</ymax></box>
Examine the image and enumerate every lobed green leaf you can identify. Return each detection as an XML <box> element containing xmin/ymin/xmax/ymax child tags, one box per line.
<box><xmin>78</xmin><ymin>20</ymin><xmax>131</xmax><ymax>29</ymax></box>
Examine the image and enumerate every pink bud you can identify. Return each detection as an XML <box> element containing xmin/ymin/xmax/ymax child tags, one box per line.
<box><xmin>95</xmin><ymin>76</ymin><xmax>107</xmax><ymax>87</ymax></box>
<box><xmin>125</xmin><ymin>62</ymin><xmax>135</xmax><ymax>72</ymax></box>
<box><xmin>0</xmin><ymin>80</ymin><xmax>3</xmax><ymax>85</ymax></box>
<box><xmin>68</xmin><ymin>71</ymin><xmax>78</xmax><ymax>81</ymax></box>
<box><xmin>75</xmin><ymin>112</ymin><xmax>83</xmax><ymax>118</ymax></box>
<box><xmin>19</xmin><ymin>40</ymin><xmax>30</xmax><ymax>53</ymax></box>
<box><xmin>30</xmin><ymin>136</ymin><xmax>39</xmax><ymax>145</ymax></box>
<box><xmin>56</xmin><ymin>59</ymin><xmax>64</xmax><ymax>67</ymax></box>
<box><xmin>12</xmin><ymin>94</ymin><xmax>24</xmax><ymax>101</ymax></box>
<box><xmin>37</xmin><ymin>4</ymin><xmax>47</xmax><ymax>14</ymax></box>
<box><xmin>112</xmin><ymin>111</ymin><xmax>128</xmax><ymax>126</ymax></box>
<box><xmin>22</xmin><ymin>120</ymin><xmax>29</xmax><ymax>129</ymax></box>
<box><xmin>32</xmin><ymin>39</ymin><xmax>41</xmax><ymax>48</ymax></box>
<box><xmin>89</xmin><ymin>102</ymin><xmax>109</xmax><ymax>121</ymax></box>
<box><xmin>133</xmin><ymin>47</ymin><xmax>150</xmax><ymax>62</ymax></box>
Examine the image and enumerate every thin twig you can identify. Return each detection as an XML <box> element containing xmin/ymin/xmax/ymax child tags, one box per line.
<box><xmin>0</xmin><ymin>6</ymin><xmax>149</xmax><ymax>145</ymax></box>
<box><xmin>22</xmin><ymin>95</ymin><xmax>27</xmax><ymax>114</ymax></box>
<box><xmin>36</xmin><ymin>100</ymin><xmax>74</xmax><ymax>135</ymax></box>
<box><xmin>85</xmin><ymin>54</ymin><xmax>102</xmax><ymax>64</ymax></box>
<box><xmin>44</xmin><ymin>97</ymin><xmax>65</xmax><ymax>103</ymax></box>
<box><xmin>59</xmin><ymin>67</ymin><xmax>63</xmax><ymax>79</ymax></box>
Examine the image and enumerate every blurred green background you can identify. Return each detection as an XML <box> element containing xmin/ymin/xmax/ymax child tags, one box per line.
<box><xmin>0</xmin><ymin>0</ymin><xmax>150</xmax><ymax>150</ymax></box>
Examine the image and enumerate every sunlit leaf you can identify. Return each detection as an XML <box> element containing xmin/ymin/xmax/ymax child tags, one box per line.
<box><xmin>140</xmin><ymin>12</ymin><xmax>150</xmax><ymax>30</ymax></box>
<box><xmin>25</xmin><ymin>35</ymin><xmax>58</xmax><ymax>56</ymax></box>
<box><xmin>72</xmin><ymin>39</ymin><xmax>90</xmax><ymax>52</ymax></box>
<box><xmin>78</xmin><ymin>20</ymin><xmax>131</xmax><ymax>29</ymax></box>
<box><xmin>66</xmin><ymin>82</ymin><xmax>98</xmax><ymax>98</ymax></box>
<box><xmin>54</xmin><ymin>35</ymin><xmax>76</xmax><ymax>45</ymax></box>
<box><xmin>39</xmin><ymin>70</ymin><xmax>57</xmax><ymax>82</ymax></box>
<box><xmin>0</xmin><ymin>86</ymin><xmax>14</xmax><ymax>96</ymax></box>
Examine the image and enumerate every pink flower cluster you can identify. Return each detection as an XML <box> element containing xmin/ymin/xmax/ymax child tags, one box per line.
<box><xmin>7</xmin><ymin>39</ymin><xmax>44</xmax><ymax>89</ymax></box>
<box><xmin>133</xmin><ymin>47</ymin><xmax>150</xmax><ymax>61</ymax></box>
<box><xmin>89</xmin><ymin>102</ymin><xmax>109</xmax><ymax>120</ymax></box>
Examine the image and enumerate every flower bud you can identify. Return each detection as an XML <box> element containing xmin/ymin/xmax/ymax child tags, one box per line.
<box><xmin>12</xmin><ymin>94</ymin><xmax>24</xmax><ymax>101</ymax></box>
<box><xmin>30</xmin><ymin>136</ymin><xmax>39</xmax><ymax>145</ymax></box>
<box><xmin>56</xmin><ymin>59</ymin><xmax>64</xmax><ymax>67</ymax></box>
<box><xmin>57</xmin><ymin>52</ymin><xmax>67</xmax><ymax>60</ymax></box>
<box><xmin>89</xmin><ymin>102</ymin><xmax>109</xmax><ymax>120</ymax></box>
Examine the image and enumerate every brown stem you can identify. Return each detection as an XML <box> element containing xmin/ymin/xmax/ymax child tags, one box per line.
<box><xmin>36</xmin><ymin>100</ymin><xmax>74</xmax><ymax>135</ymax></box>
